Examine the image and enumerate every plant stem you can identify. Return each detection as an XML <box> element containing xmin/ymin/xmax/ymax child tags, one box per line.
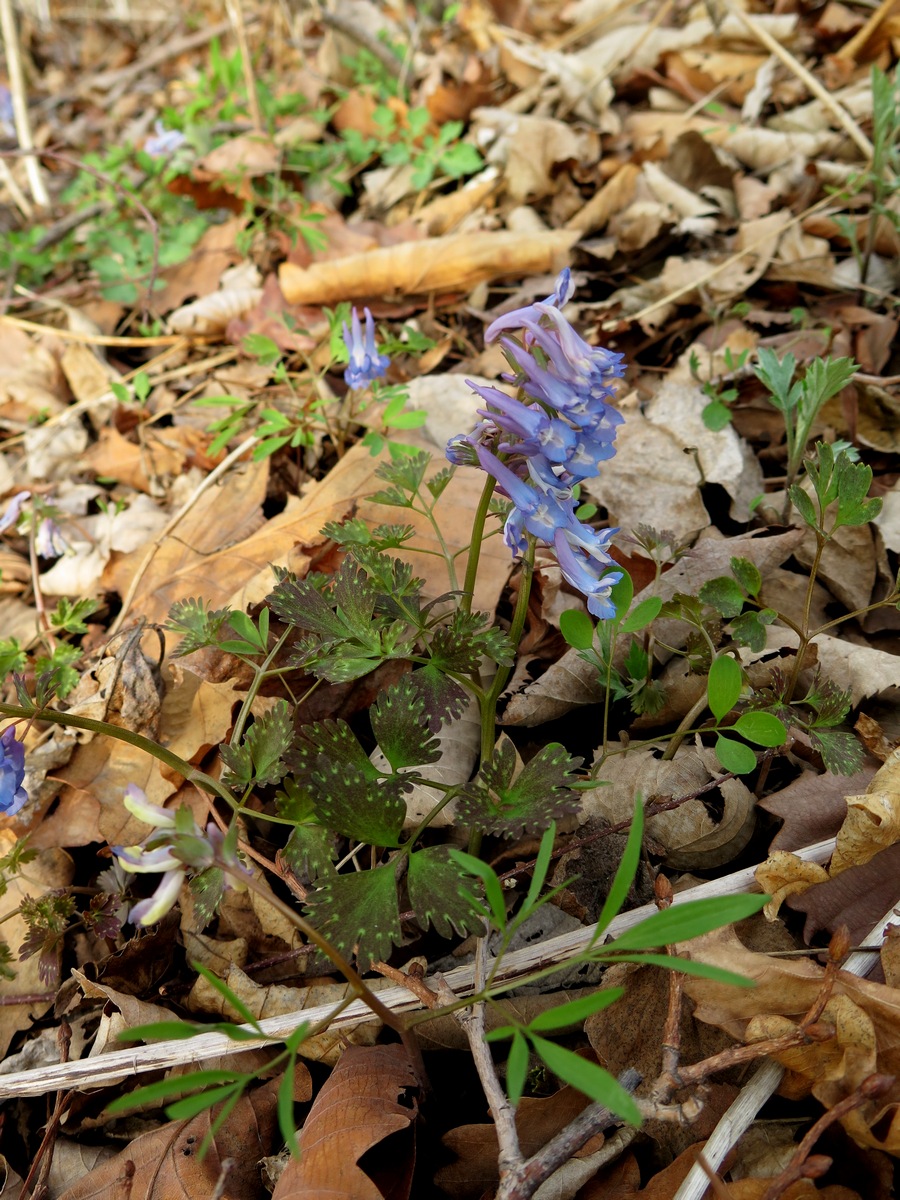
<box><xmin>229</xmin><ymin>628</ymin><xmax>291</xmax><ymax>747</ymax></box>
<box><xmin>784</xmin><ymin>530</ymin><xmax>826</xmax><ymax>703</ymax></box>
<box><xmin>462</xmin><ymin>474</ymin><xmax>498</xmax><ymax>615</ymax></box>
<box><xmin>0</xmin><ymin>702</ymin><xmax>236</xmax><ymax>810</ymax></box>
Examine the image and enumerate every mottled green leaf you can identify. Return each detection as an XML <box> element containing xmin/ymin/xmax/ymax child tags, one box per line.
<box><xmin>456</xmin><ymin>739</ymin><xmax>582</xmax><ymax>837</ymax></box>
<box><xmin>371</xmin><ymin>676</ymin><xmax>440</xmax><ymax>770</ymax></box>
<box><xmin>407</xmin><ymin>846</ymin><xmax>483</xmax><ymax>940</ymax></box>
<box><xmin>308</xmin><ymin>865</ymin><xmax>401</xmax><ymax>966</ymax></box>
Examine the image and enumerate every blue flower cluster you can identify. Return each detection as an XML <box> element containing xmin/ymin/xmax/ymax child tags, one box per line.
<box><xmin>447</xmin><ymin>270</ymin><xmax>625</xmax><ymax>619</ymax></box>
<box><xmin>342</xmin><ymin>307</ymin><xmax>390</xmax><ymax>391</ymax></box>
<box><xmin>0</xmin><ymin>727</ymin><xmax>27</xmax><ymax>816</ymax></box>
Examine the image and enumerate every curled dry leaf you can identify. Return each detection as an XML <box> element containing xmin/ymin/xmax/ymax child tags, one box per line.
<box><xmin>680</xmin><ymin>927</ymin><xmax>900</xmax><ymax>1153</ymax></box>
<box><xmin>272</xmin><ymin>1044</ymin><xmax>419</xmax><ymax>1200</ymax></box>
<box><xmin>279</xmin><ymin>229</ymin><xmax>579</xmax><ymax>305</ymax></box>
<box><xmin>168</xmin><ymin>286</ymin><xmax>264</xmax><ymax>334</ymax></box>
<box><xmin>583</xmin><ymin>741</ymin><xmax>755</xmax><ymax>870</ymax></box>
<box><xmin>741</xmin><ymin>627</ymin><xmax>900</xmax><ymax>708</ymax></box>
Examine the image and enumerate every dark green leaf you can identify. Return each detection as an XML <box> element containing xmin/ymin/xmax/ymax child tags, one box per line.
<box><xmin>603</xmin><ymin>953</ymin><xmax>755</xmax><ymax>987</ymax></box>
<box><xmin>407</xmin><ymin>846</ymin><xmax>483</xmax><ymax>940</ymax></box>
<box><xmin>730</xmin><ymin>557</ymin><xmax>761</xmax><ymax>597</ymax></box>
<box><xmin>221</xmin><ymin>700</ymin><xmax>293</xmax><ymax>788</ymax></box>
<box><xmin>456</xmin><ymin>740</ymin><xmax>582</xmax><ymax>838</ymax></box>
<box><xmin>789</xmin><ymin>485</ymin><xmax>818</xmax><ymax>529</ymax></box>
<box><xmin>409</xmin><ymin>664</ymin><xmax>468</xmax><ymax>732</ymax></box>
<box><xmin>730</xmin><ymin>610</ymin><xmax>774</xmax><ymax>653</ymax></box>
<box><xmin>282</xmin><ymin>823</ymin><xmax>336</xmax><ymax>882</ymax></box>
<box><xmin>699</xmin><ymin>577</ymin><xmax>745</xmax><ymax>619</ymax></box>
<box><xmin>809</xmin><ymin>730</ymin><xmax>864</xmax><ymax>776</ymax></box>
<box><xmin>506</xmin><ymin>1030</ymin><xmax>530</xmax><ymax>1106</ymax></box>
<box><xmin>307</xmin><ymin>865</ymin><xmax>401</xmax><ymax>966</ymax></box>
<box><xmin>371</xmin><ymin>676</ymin><xmax>440</xmax><ymax>770</ymax></box>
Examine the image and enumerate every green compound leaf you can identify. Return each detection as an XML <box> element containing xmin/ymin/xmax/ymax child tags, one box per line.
<box><xmin>371</xmin><ymin>676</ymin><xmax>440</xmax><ymax>770</ymax></box>
<box><xmin>267</xmin><ymin>572</ymin><xmax>347</xmax><ymax>639</ymax></box>
<box><xmin>221</xmin><ymin>699</ymin><xmax>293</xmax><ymax>788</ymax></box>
<box><xmin>407</xmin><ymin>846</ymin><xmax>484</xmax><ymax>940</ymax></box>
<box><xmin>282</xmin><ymin>824</ymin><xmax>336</xmax><ymax>883</ymax></box>
<box><xmin>456</xmin><ymin>739</ymin><xmax>583</xmax><ymax>838</ymax></box>
<box><xmin>307</xmin><ymin>865</ymin><xmax>401</xmax><ymax>966</ymax></box>
<box><xmin>730</xmin><ymin>557</ymin><xmax>761</xmax><ymax>597</ymax></box>
<box><xmin>707</xmin><ymin>655</ymin><xmax>742</xmax><ymax>720</ymax></box>
<box><xmin>789</xmin><ymin>484</ymin><xmax>818</xmax><ymax>529</ymax></box>
<box><xmin>714</xmin><ymin>734</ymin><xmax>758</xmax><ymax>775</ymax></box>
<box><xmin>409</xmin><ymin>663</ymin><xmax>468</xmax><ymax>731</ymax></box>
<box><xmin>529</xmin><ymin>1037</ymin><xmax>642</xmax><ymax>1126</ymax></box>
<box><xmin>809</xmin><ymin>729</ymin><xmax>864</xmax><ymax>776</ymax></box>
<box><xmin>733</xmin><ymin>711</ymin><xmax>786</xmax><ymax>748</ymax></box>
<box><xmin>603</xmin><ymin>893</ymin><xmax>768</xmax><ymax>951</ymax></box>
<box><xmin>699</xmin><ymin>576</ymin><xmax>745</xmax><ymax>619</ymax></box>
<box><xmin>166</xmin><ymin>597</ymin><xmax>234</xmax><ymax>656</ymax></box>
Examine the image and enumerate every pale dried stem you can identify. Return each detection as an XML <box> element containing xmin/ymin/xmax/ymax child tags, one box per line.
<box><xmin>672</xmin><ymin>903</ymin><xmax>900</xmax><ymax>1200</ymax></box>
<box><xmin>0</xmin><ymin>838</ymin><xmax>838</xmax><ymax>1101</ymax></box>
<box><xmin>224</xmin><ymin>0</ymin><xmax>262</xmax><ymax>133</ymax></box>
<box><xmin>0</xmin><ymin>0</ymin><xmax>49</xmax><ymax>206</ymax></box>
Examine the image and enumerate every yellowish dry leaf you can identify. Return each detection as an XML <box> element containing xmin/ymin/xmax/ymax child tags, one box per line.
<box><xmin>279</xmin><ymin>229</ymin><xmax>579</xmax><ymax>304</ymax></box>
<box><xmin>755</xmin><ymin>851</ymin><xmax>830</xmax><ymax>920</ymax></box>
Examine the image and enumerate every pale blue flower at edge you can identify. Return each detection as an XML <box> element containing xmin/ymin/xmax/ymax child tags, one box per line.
<box><xmin>446</xmin><ymin>269</ymin><xmax>625</xmax><ymax>620</ymax></box>
<box><xmin>112</xmin><ymin>783</ymin><xmax>249</xmax><ymax>926</ymax></box>
<box><xmin>0</xmin><ymin>727</ymin><xmax>27</xmax><ymax>816</ymax></box>
<box><xmin>342</xmin><ymin>307</ymin><xmax>390</xmax><ymax>390</ymax></box>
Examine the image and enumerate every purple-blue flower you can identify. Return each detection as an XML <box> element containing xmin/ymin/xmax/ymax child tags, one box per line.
<box><xmin>342</xmin><ymin>307</ymin><xmax>389</xmax><ymax>390</ymax></box>
<box><xmin>0</xmin><ymin>491</ymin><xmax>30</xmax><ymax>534</ymax></box>
<box><xmin>446</xmin><ymin>269</ymin><xmax>625</xmax><ymax>619</ymax></box>
<box><xmin>35</xmin><ymin>518</ymin><xmax>67</xmax><ymax>559</ymax></box>
<box><xmin>0</xmin><ymin>727</ymin><xmax>27</xmax><ymax>816</ymax></box>
<box><xmin>144</xmin><ymin>121</ymin><xmax>187</xmax><ymax>159</ymax></box>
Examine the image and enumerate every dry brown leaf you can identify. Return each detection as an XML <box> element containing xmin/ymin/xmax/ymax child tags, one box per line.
<box><xmin>151</xmin><ymin>217</ymin><xmax>244</xmax><ymax>314</ymax></box>
<box><xmin>59</xmin><ymin>341</ymin><xmax>115</xmax><ymax>407</ymax></box>
<box><xmin>755</xmin><ymin>851</ymin><xmax>830</xmax><ymax>920</ymax></box>
<box><xmin>681</xmin><ymin>927</ymin><xmax>900</xmax><ymax>1152</ymax></box>
<box><xmin>0</xmin><ymin>324</ymin><xmax>66</xmax><ymax>421</ymax></box>
<box><xmin>57</xmin><ymin>1075</ymin><xmax>284</xmax><ymax>1200</ymax></box>
<box><xmin>742</xmin><ymin>626</ymin><xmax>900</xmax><ymax>707</ymax></box>
<box><xmin>503</xmin><ymin>529</ymin><xmax>803</xmax><ymax>727</ymax></box>
<box><xmin>272</xmin><ymin>1044</ymin><xmax>419</xmax><ymax>1200</ymax></box>
<box><xmin>470</xmin><ymin>108</ymin><xmax>595</xmax><ymax>203</ymax></box>
<box><xmin>584</xmin><ymin>742</ymin><xmax>755</xmax><ymax>869</ymax></box>
<box><xmin>788</xmin><ymin>843</ymin><xmax>900</xmax><ymax>947</ymax></box>
<box><xmin>187</xmin><ymin>962</ymin><xmax>382</xmax><ymax>1066</ymax></box>
<box><xmin>83</xmin><ymin>426</ymin><xmax>189</xmax><ymax>494</ymax></box>
<box><xmin>436</xmin><ymin>1081</ymin><xmax>594</xmax><ymax>1198</ymax></box>
<box><xmin>279</xmin><ymin>229</ymin><xmax>579</xmax><ymax>305</ymax></box>
<box><xmin>759</xmin><ymin>764</ymin><xmax>877</xmax><ymax>852</ymax></box>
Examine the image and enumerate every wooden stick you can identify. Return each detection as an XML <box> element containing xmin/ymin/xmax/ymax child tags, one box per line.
<box><xmin>0</xmin><ymin>838</ymin><xmax>837</xmax><ymax>1101</ymax></box>
<box><xmin>0</xmin><ymin>0</ymin><xmax>49</xmax><ymax>206</ymax></box>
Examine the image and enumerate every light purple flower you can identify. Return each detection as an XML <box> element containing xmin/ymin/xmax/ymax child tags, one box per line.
<box><xmin>0</xmin><ymin>727</ymin><xmax>27</xmax><ymax>816</ymax></box>
<box><xmin>0</xmin><ymin>492</ymin><xmax>30</xmax><ymax>534</ymax></box>
<box><xmin>342</xmin><ymin>307</ymin><xmax>389</xmax><ymax>390</ymax></box>
<box><xmin>35</xmin><ymin>518</ymin><xmax>67</xmax><ymax>559</ymax></box>
<box><xmin>144</xmin><ymin>120</ymin><xmax>187</xmax><ymax>158</ymax></box>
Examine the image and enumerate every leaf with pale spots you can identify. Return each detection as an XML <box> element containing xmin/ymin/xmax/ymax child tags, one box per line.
<box><xmin>407</xmin><ymin>846</ymin><xmax>483</xmax><ymax>940</ymax></box>
<box><xmin>307</xmin><ymin>865</ymin><xmax>401</xmax><ymax>966</ymax></box>
<box><xmin>370</xmin><ymin>676</ymin><xmax>440</xmax><ymax>770</ymax></box>
<box><xmin>220</xmin><ymin>700</ymin><xmax>293</xmax><ymax>788</ymax></box>
<box><xmin>282</xmin><ymin>824</ymin><xmax>335</xmax><ymax>883</ymax></box>
<box><xmin>457</xmin><ymin>740</ymin><xmax>583</xmax><ymax>837</ymax></box>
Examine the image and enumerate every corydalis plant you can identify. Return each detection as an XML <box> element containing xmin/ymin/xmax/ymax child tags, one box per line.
<box><xmin>447</xmin><ymin>269</ymin><xmax>625</xmax><ymax>619</ymax></box>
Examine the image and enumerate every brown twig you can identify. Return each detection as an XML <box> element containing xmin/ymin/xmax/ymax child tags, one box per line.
<box><xmin>759</xmin><ymin>1074</ymin><xmax>895</xmax><ymax>1200</ymax></box>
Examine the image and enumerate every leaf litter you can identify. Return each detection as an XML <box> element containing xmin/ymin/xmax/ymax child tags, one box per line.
<box><xmin>1</xmin><ymin>1</ymin><xmax>900</xmax><ymax>1197</ymax></box>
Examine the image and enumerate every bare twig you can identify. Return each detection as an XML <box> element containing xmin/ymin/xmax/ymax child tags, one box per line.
<box><xmin>225</xmin><ymin>0</ymin><xmax>263</xmax><ymax>132</ymax></box>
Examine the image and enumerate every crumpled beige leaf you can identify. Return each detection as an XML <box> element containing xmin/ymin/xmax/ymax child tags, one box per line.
<box><xmin>279</xmin><ymin>229</ymin><xmax>578</xmax><ymax>305</ymax></box>
<box><xmin>470</xmin><ymin>108</ymin><xmax>597</xmax><ymax>203</ymax></box>
<box><xmin>680</xmin><ymin>926</ymin><xmax>900</xmax><ymax>1153</ymax></box>
<box><xmin>742</xmin><ymin>626</ymin><xmax>900</xmax><ymax>707</ymax></box>
<box><xmin>584</xmin><ymin>741</ymin><xmax>755</xmax><ymax>869</ymax></box>
<box><xmin>755</xmin><ymin>851</ymin><xmax>829</xmax><ymax>920</ymax></box>
<box><xmin>833</xmin><ymin>747</ymin><xmax>900</xmax><ymax>874</ymax></box>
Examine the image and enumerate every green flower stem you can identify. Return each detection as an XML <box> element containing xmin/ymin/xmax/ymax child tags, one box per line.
<box><xmin>0</xmin><ymin>703</ymin><xmax>236</xmax><ymax>810</ymax></box>
<box><xmin>785</xmin><ymin>530</ymin><xmax>827</xmax><ymax>703</ymax></box>
<box><xmin>462</xmin><ymin>473</ymin><xmax>498</xmax><ymax>615</ymax></box>
<box><xmin>660</xmin><ymin>692</ymin><xmax>711</xmax><ymax>762</ymax></box>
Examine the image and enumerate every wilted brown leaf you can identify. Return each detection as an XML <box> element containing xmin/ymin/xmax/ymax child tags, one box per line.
<box><xmin>272</xmin><ymin>1044</ymin><xmax>419</xmax><ymax>1200</ymax></box>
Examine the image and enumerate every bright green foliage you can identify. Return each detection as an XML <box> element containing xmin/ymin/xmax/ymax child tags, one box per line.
<box><xmin>49</xmin><ymin>597</ymin><xmax>101</xmax><ymax>634</ymax></box>
<box><xmin>166</xmin><ymin>598</ymin><xmax>235</xmax><ymax>657</ymax></box>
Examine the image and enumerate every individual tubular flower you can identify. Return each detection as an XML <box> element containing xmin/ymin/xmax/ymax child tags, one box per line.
<box><xmin>0</xmin><ymin>727</ymin><xmax>27</xmax><ymax>816</ymax></box>
<box><xmin>0</xmin><ymin>492</ymin><xmax>30</xmax><ymax>534</ymax></box>
<box><xmin>112</xmin><ymin>785</ymin><xmax>248</xmax><ymax>927</ymax></box>
<box><xmin>446</xmin><ymin>269</ymin><xmax>625</xmax><ymax>617</ymax></box>
<box><xmin>35</xmin><ymin>518</ymin><xmax>67</xmax><ymax>559</ymax></box>
<box><xmin>342</xmin><ymin>307</ymin><xmax>389</xmax><ymax>390</ymax></box>
<box><xmin>144</xmin><ymin>121</ymin><xmax>187</xmax><ymax>158</ymax></box>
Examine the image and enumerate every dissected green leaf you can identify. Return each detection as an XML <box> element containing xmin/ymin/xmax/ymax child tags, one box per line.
<box><xmin>371</xmin><ymin>675</ymin><xmax>440</xmax><ymax>770</ymax></box>
<box><xmin>221</xmin><ymin>700</ymin><xmax>293</xmax><ymax>788</ymax></box>
<box><xmin>809</xmin><ymin>729</ymin><xmax>864</xmax><ymax>776</ymax></box>
<box><xmin>407</xmin><ymin>846</ymin><xmax>483</xmax><ymax>940</ymax></box>
<box><xmin>410</xmin><ymin>663</ymin><xmax>469</xmax><ymax>732</ymax></box>
<box><xmin>730</xmin><ymin>557</ymin><xmax>761</xmax><ymax>597</ymax></box>
<box><xmin>456</xmin><ymin>740</ymin><xmax>582</xmax><ymax>837</ymax></box>
<box><xmin>166</xmin><ymin>597</ymin><xmax>234</xmax><ymax>656</ymax></box>
<box><xmin>308</xmin><ymin>864</ymin><xmax>401</xmax><ymax>966</ymax></box>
